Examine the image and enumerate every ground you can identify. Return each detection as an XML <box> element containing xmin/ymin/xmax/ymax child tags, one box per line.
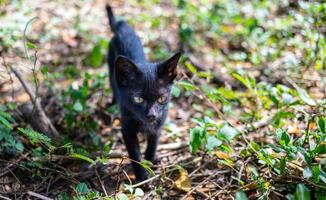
<box><xmin>0</xmin><ymin>0</ymin><xmax>325</xmax><ymax>199</ymax></box>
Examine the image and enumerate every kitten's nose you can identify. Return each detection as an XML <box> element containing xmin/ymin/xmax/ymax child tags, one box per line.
<box><xmin>146</xmin><ymin>114</ymin><xmax>156</xmax><ymax>123</ymax></box>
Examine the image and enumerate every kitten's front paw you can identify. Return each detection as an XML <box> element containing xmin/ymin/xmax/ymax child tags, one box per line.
<box><xmin>144</xmin><ymin>155</ymin><xmax>160</xmax><ymax>165</ymax></box>
<box><xmin>150</xmin><ymin>157</ymin><xmax>160</xmax><ymax>165</ymax></box>
<box><xmin>135</xmin><ymin>171</ymin><xmax>148</xmax><ymax>182</ymax></box>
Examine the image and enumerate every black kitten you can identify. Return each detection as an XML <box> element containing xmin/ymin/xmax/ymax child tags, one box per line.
<box><xmin>106</xmin><ymin>5</ymin><xmax>181</xmax><ymax>181</ymax></box>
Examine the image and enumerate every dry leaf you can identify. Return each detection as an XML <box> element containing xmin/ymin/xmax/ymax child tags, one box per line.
<box><xmin>14</xmin><ymin>93</ymin><xmax>30</xmax><ymax>102</ymax></box>
<box><xmin>215</xmin><ymin>151</ymin><xmax>231</xmax><ymax>160</ymax></box>
<box><xmin>112</xmin><ymin>119</ymin><xmax>121</xmax><ymax>127</ymax></box>
<box><xmin>288</xmin><ymin>123</ymin><xmax>300</xmax><ymax>136</ymax></box>
<box><xmin>308</xmin><ymin>122</ymin><xmax>316</xmax><ymax>130</ymax></box>
<box><xmin>242</xmin><ymin>181</ymin><xmax>258</xmax><ymax>190</ymax></box>
<box><xmin>175</xmin><ymin>170</ymin><xmax>192</xmax><ymax>192</ymax></box>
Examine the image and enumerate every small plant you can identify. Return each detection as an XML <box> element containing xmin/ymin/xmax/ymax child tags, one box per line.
<box><xmin>60</xmin><ymin>72</ymin><xmax>109</xmax><ymax>131</ymax></box>
<box><xmin>0</xmin><ymin>106</ymin><xmax>24</xmax><ymax>155</ymax></box>
<box><xmin>116</xmin><ymin>184</ymin><xmax>144</xmax><ymax>200</ymax></box>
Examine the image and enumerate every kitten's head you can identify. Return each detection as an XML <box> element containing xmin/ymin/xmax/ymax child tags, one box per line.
<box><xmin>115</xmin><ymin>52</ymin><xmax>181</xmax><ymax>125</ymax></box>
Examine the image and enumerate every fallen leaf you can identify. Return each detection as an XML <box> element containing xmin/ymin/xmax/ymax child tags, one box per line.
<box><xmin>242</xmin><ymin>181</ymin><xmax>258</xmax><ymax>190</ymax></box>
<box><xmin>175</xmin><ymin>169</ymin><xmax>192</xmax><ymax>192</ymax></box>
<box><xmin>14</xmin><ymin>93</ymin><xmax>30</xmax><ymax>102</ymax></box>
<box><xmin>5</xmin><ymin>185</ymin><xmax>10</xmax><ymax>191</ymax></box>
<box><xmin>288</xmin><ymin>123</ymin><xmax>301</xmax><ymax>136</ymax></box>
<box><xmin>215</xmin><ymin>150</ymin><xmax>231</xmax><ymax>160</ymax></box>
<box><xmin>112</xmin><ymin>119</ymin><xmax>121</xmax><ymax>128</ymax></box>
<box><xmin>308</xmin><ymin>122</ymin><xmax>316</xmax><ymax>130</ymax></box>
<box><xmin>61</xmin><ymin>31</ymin><xmax>78</xmax><ymax>47</ymax></box>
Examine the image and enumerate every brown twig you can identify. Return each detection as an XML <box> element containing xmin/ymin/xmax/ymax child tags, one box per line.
<box><xmin>27</xmin><ymin>191</ymin><xmax>53</xmax><ymax>200</ymax></box>
<box><xmin>46</xmin><ymin>176</ymin><xmax>53</xmax><ymax>195</ymax></box>
<box><xmin>131</xmin><ymin>156</ymin><xmax>203</xmax><ymax>188</ymax></box>
<box><xmin>95</xmin><ymin>168</ymin><xmax>108</xmax><ymax>197</ymax></box>
<box><xmin>0</xmin><ymin>152</ymin><xmax>31</xmax><ymax>177</ymax></box>
<box><xmin>0</xmin><ymin>194</ymin><xmax>11</xmax><ymax>200</ymax></box>
<box><xmin>130</xmin><ymin>174</ymin><xmax>161</xmax><ymax>188</ymax></box>
<box><xmin>122</xmin><ymin>170</ymin><xmax>132</xmax><ymax>185</ymax></box>
<box><xmin>10</xmin><ymin>67</ymin><xmax>59</xmax><ymax>138</ymax></box>
<box><xmin>181</xmin><ymin>170</ymin><xmax>229</xmax><ymax>200</ymax></box>
<box><xmin>0</xmin><ymin>55</ymin><xmax>15</xmax><ymax>100</ymax></box>
<box><xmin>114</xmin><ymin>157</ymin><xmax>125</xmax><ymax>196</ymax></box>
<box><xmin>158</xmin><ymin>141</ymin><xmax>188</xmax><ymax>150</ymax></box>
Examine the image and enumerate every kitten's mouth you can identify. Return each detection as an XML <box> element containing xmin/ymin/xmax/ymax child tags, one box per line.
<box><xmin>146</xmin><ymin>116</ymin><xmax>157</xmax><ymax>124</ymax></box>
<box><xmin>146</xmin><ymin>119</ymin><xmax>156</xmax><ymax>124</ymax></box>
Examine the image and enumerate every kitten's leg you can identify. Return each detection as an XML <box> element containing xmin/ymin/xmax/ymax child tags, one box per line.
<box><xmin>121</xmin><ymin>122</ymin><xmax>147</xmax><ymax>181</ymax></box>
<box><xmin>145</xmin><ymin>131</ymin><xmax>160</xmax><ymax>164</ymax></box>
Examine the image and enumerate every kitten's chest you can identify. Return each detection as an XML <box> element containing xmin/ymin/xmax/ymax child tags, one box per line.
<box><xmin>134</xmin><ymin>118</ymin><xmax>164</xmax><ymax>134</ymax></box>
<box><xmin>138</xmin><ymin>121</ymin><xmax>160</xmax><ymax>134</ymax></box>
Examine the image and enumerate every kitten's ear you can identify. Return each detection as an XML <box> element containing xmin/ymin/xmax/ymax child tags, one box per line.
<box><xmin>115</xmin><ymin>56</ymin><xmax>143</xmax><ymax>86</ymax></box>
<box><xmin>158</xmin><ymin>52</ymin><xmax>182</xmax><ymax>84</ymax></box>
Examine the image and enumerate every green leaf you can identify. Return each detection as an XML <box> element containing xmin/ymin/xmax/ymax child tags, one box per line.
<box><xmin>177</xmin><ymin>81</ymin><xmax>198</xmax><ymax>91</ymax></box>
<box><xmin>6</xmin><ymin>102</ymin><xmax>17</xmax><ymax>110</ymax></box>
<box><xmin>312</xmin><ymin>165</ymin><xmax>321</xmax><ymax>183</ymax></box>
<box><xmin>314</xmin><ymin>144</ymin><xmax>326</xmax><ymax>155</ymax></box>
<box><xmin>140</xmin><ymin>160</ymin><xmax>155</xmax><ymax>176</ymax></box>
<box><xmin>89</xmin><ymin>44</ymin><xmax>103</xmax><ymax>67</ymax></box>
<box><xmin>73</xmin><ymin>102</ymin><xmax>83</xmax><ymax>112</ymax></box>
<box><xmin>171</xmin><ymin>85</ymin><xmax>181</xmax><ymax>98</ymax></box>
<box><xmin>189</xmin><ymin>126</ymin><xmax>203</xmax><ymax>153</ymax></box>
<box><xmin>88</xmin><ymin>38</ymin><xmax>107</xmax><ymax>68</ymax></box>
<box><xmin>18</xmin><ymin>128</ymin><xmax>52</xmax><ymax>148</ymax></box>
<box><xmin>282</xmin><ymin>93</ymin><xmax>295</xmax><ymax>105</ymax></box>
<box><xmin>40</xmin><ymin>66</ymin><xmax>49</xmax><ymax>75</ymax></box>
<box><xmin>232</xmin><ymin>73</ymin><xmax>252</xmax><ymax>91</ymax></box>
<box><xmin>205</xmin><ymin>135</ymin><xmax>222</xmax><ymax>151</ymax></box>
<box><xmin>272</xmin><ymin>111</ymin><xmax>295</xmax><ymax>127</ymax></box>
<box><xmin>248</xmin><ymin>74</ymin><xmax>256</xmax><ymax>88</ymax></box>
<box><xmin>294</xmin><ymin>184</ymin><xmax>310</xmax><ymax>200</ymax></box>
<box><xmin>0</xmin><ymin>110</ymin><xmax>12</xmax><ymax>119</ymax></box>
<box><xmin>317</xmin><ymin>117</ymin><xmax>325</xmax><ymax>133</ymax></box>
<box><xmin>279</xmin><ymin>157</ymin><xmax>286</xmax><ymax>175</ymax></box>
<box><xmin>319</xmin><ymin>171</ymin><xmax>326</xmax><ymax>184</ymax></box>
<box><xmin>249</xmin><ymin>141</ymin><xmax>260</xmax><ymax>151</ymax></box>
<box><xmin>117</xmin><ymin>193</ymin><xmax>128</xmax><ymax>200</ymax></box>
<box><xmin>296</xmin><ymin>88</ymin><xmax>316</xmax><ymax>106</ymax></box>
<box><xmin>235</xmin><ymin>191</ymin><xmax>248</xmax><ymax>200</ymax></box>
<box><xmin>0</xmin><ymin>115</ymin><xmax>12</xmax><ymax>130</ymax></box>
<box><xmin>276</xmin><ymin>129</ymin><xmax>290</xmax><ymax>146</ymax></box>
<box><xmin>219</xmin><ymin>124</ymin><xmax>238</xmax><ymax>141</ymax></box>
<box><xmin>15</xmin><ymin>141</ymin><xmax>24</xmax><ymax>152</ymax></box>
<box><xmin>70</xmin><ymin>153</ymin><xmax>96</xmax><ymax>165</ymax></box>
<box><xmin>303</xmin><ymin>167</ymin><xmax>312</xmax><ymax>179</ymax></box>
<box><xmin>26</xmin><ymin>41</ymin><xmax>36</xmax><ymax>49</ymax></box>
<box><xmin>76</xmin><ymin>182</ymin><xmax>89</xmax><ymax>194</ymax></box>
<box><xmin>57</xmin><ymin>192</ymin><xmax>70</xmax><ymax>200</ymax></box>
<box><xmin>107</xmin><ymin>104</ymin><xmax>119</xmax><ymax>114</ymax></box>
<box><xmin>185</xmin><ymin>62</ymin><xmax>197</xmax><ymax>74</ymax></box>
<box><xmin>124</xmin><ymin>184</ymin><xmax>133</xmax><ymax>194</ymax></box>
<box><xmin>134</xmin><ymin>188</ymin><xmax>144</xmax><ymax>197</ymax></box>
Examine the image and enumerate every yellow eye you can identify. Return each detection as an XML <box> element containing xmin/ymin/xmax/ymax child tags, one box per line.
<box><xmin>133</xmin><ymin>96</ymin><xmax>144</xmax><ymax>104</ymax></box>
<box><xmin>157</xmin><ymin>95</ymin><xmax>167</xmax><ymax>104</ymax></box>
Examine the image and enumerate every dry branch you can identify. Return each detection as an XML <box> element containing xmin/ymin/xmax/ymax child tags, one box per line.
<box><xmin>10</xmin><ymin>67</ymin><xmax>59</xmax><ymax>139</ymax></box>
<box><xmin>0</xmin><ymin>194</ymin><xmax>11</xmax><ymax>200</ymax></box>
<box><xmin>27</xmin><ymin>191</ymin><xmax>53</xmax><ymax>200</ymax></box>
<box><xmin>187</xmin><ymin>53</ymin><xmax>242</xmax><ymax>89</ymax></box>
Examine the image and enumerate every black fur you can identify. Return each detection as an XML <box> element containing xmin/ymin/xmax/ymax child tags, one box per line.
<box><xmin>106</xmin><ymin>5</ymin><xmax>181</xmax><ymax>181</ymax></box>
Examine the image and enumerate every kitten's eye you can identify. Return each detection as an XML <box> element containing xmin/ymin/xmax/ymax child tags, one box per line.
<box><xmin>133</xmin><ymin>96</ymin><xmax>144</xmax><ymax>104</ymax></box>
<box><xmin>157</xmin><ymin>95</ymin><xmax>168</xmax><ymax>104</ymax></box>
